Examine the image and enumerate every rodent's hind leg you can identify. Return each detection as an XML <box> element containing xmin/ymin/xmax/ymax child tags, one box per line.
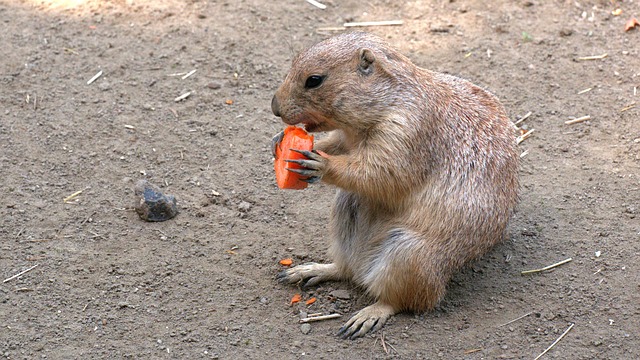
<box><xmin>276</xmin><ymin>262</ymin><xmax>342</xmax><ymax>288</ymax></box>
<box><xmin>337</xmin><ymin>301</ymin><xmax>396</xmax><ymax>339</ymax></box>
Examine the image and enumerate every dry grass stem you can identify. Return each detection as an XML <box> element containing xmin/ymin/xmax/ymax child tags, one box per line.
<box><xmin>620</xmin><ymin>102</ymin><xmax>636</xmax><ymax>112</ymax></box>
<box><xmin>3</xmin><ymin>264</ymin><xmax>39</xmax><ymax>283</ymax></box>
<box><xmin>63</xmin><ymin>190</ymin><xmax>84</xmax><ymax>203</ymax></box>
<box><xmin>174</xmin><ymin>92</ymin><xmax>191</xmax><ymax>102</ymax></box>
<box><xmin>181</xmin><ymin>69</ymin><xmax>197</xmax><ymax>80</ymax></box>
<box><xmin>576</xmin><ymin>54</ymin><xmax>607</xmax><ymax>61</ymax></box>
<box><xmin>521</xmin><ymin>258</ymin><xmax>573</xmax><ymax>275</ymax></box>
<box><xmin>514</xmin><ymin>111</ymin><xmax>532</xmax><ymax>126</ymax></box>
<box><xmin>577</xmin><ymin>87</ymin><xmax>592</xmax><ymax>94</ymax></box>
<box><xmin>464</xmin><ymin>348</ymin><xmax>482</xmax><ymax>354</ymax></box>
<box><xmin>343</xmin><ymin>20</ymin><xmax>404</xmax><ymax>27</ymax></box>
<box><xmin>87</xmin><ymin>70</ymin><xmax>103</xmax><ymax>85</ymax></box>
<box><xmin>498</xmin><ymin>311</ymin><xmax>533</xmax><ymax>327</ymax></box>
<box><xmin>305</xmin><ymin>0</ymin><xmax>327</xmax><ymax>9</ymax></box>
<box><xmin>565</xmin><ymin>115</ymin><xmax>590</xmax><ymax>125</ymax></box>
<box><xmin>316</xmin><ymin>27</ymin><xmax>346</xmax><ymax>32</ymax></box>
<box><xmin>534</xmin><ymin>323</ymin><xmax>575</xmax><ymax>360</ymax></box>
<box><xmin>516</xmin><ymin>129</ymin><xmax>535</xmax><ymax>144</ymax></box>
<box><xmin>381</xmin><ymin>333</ymin><xmax>388</xmax><ymax>354</ymax></box>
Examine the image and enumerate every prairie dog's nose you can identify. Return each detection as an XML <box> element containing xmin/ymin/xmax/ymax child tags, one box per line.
<box><xmin>271</xmin><ymin>95</ymin><xmax>281</xmax><ymax>117</ymax></box>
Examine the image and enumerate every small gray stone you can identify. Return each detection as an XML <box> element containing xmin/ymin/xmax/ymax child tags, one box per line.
<box><xmin>98</xmin><ymin>82</ymin><xmax>111</xmax><ymax>91</ymax></box>
<box><xmin>237</xmin><ymin>201</ymin><xmax>252</xmax><ymax>213</ymax></box>
<box><xmin>330</xmin><ymin>289</ymin><xmax>351</xmax><ymax>300</ymax></box>
<box><xmin>134</xmin><ymin>180</ymin><xmax>179</xmax><ymax>222</ymax></box>
<box><xmin>206</xmin><ymin>81</ymin><xmax>222</xmax><ymax>90</ymax></box>
<box><xmin>300</xmin><ymin>323</ymin><xmax>311</xmax><ymax>335</ymax></box>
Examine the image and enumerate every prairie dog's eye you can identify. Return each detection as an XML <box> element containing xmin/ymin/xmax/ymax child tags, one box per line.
<box><xmin>304</xmin><ymin>75</ymin><xmax>325</xmax><ymax>89</ymax></box>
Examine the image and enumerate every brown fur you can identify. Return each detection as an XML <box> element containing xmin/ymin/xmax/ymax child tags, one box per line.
<box><xmin>272</xmin><ymin>32</ymin><xmax>519</xmax><ymax>338</ymax></box>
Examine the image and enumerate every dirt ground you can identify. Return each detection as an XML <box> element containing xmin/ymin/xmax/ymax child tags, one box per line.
<box><xmin>1</xmin><ymin>0</ymin><xmax>638</xmax><ymax>358</ymax></box>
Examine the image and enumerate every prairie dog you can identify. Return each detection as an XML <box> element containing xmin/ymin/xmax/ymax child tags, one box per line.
<box><xmin>271</xmin><ymin>32</ymin><xmax>519</xmax><ymax>338</ymax></box>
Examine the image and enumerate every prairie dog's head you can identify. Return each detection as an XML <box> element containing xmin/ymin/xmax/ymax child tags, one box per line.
<box><xmin>271</xmin><ymin>32</ymin><xmax>415</xmax><ymax>133</ymax></box>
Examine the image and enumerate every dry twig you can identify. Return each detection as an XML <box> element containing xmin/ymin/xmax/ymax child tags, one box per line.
<box><xmin>514</xmin><ymin>111</ymin><xmax>532</xmax><ymax>126</ymax></box>
<box><xmin>305</xmin><ymin>0</ymin><xmax>327</xmax><ymax>9</ymax></box>
<box><xmin>577</xmin><ymin>87</ymin><xmax>592</xmax><ymax>94</ymax></box>
<box><xmin>534</xmin><ymin>323</ymin><xmax>575</xmax><ymax>360</ymax></box>
<box><xmin>316</xmin><ymin>26</ymin><xmax>346</xmax><ymax>32</ymax></box>
<box><xmin>87</xmin><ymin>70</ymin><xmax>103</xmax><ymax>85</ymax></box>
<box><xmin>344</xmin><ymin>20</ymin><xmax>404</xmax><ymax>27</ymax></box>
<box><xmin>174</xmin><ymin>92</ymin><xmax>191</xmax><ymax>102</ymax></box>
<box><xmin>565</xmin><ymin>115</ymin><xmax>590</xmax><ymax>125</ymax></box>
<box><xmin>576</xmin><ymin>54</ymin><xmax>607</xmax><ymax>61</ymax></box>
<box><xmin>299</xmin><ymin>313</ymin><xmax>342</xmax><ymax>323</ymax></box>
<box><xmin>516</xmin><ymin>129</ymin><xmax>535</xmax><ymax>144</ymax></box>
<box><xmin>181</xmin><ymin>69</ymin><xmax>197</xmax><ymax>80</ymax></box>
<box><xmin>521</xmin><ymin>258</ymin><xmax>572</xmax><ymax>275</ymax></box>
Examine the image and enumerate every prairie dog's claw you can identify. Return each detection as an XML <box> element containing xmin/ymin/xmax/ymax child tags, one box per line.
<box><xmin>286</xmin><ymin>149</ymin><xmax>327</xmax><ymax>182</ymax></box>
<box><xmin>271</xmin><ymin>131</ymin><xmax>285</xmax><ymax>157</ymax></box>
<box><xmin>290</xmin><ymin>149</ymin><xmax>323</xmax><ymax>161</ymax></box>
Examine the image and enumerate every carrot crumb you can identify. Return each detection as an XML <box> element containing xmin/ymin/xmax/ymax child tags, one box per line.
<box><xmin>290</xmin><ymin>293</ymin><xmax>302</xmax><ymax>306</ymax></box>
<box><xmin>625</xmin><ymin>17</ymin><xmax>639</xmax><ymax>32</ymax></box>
<box><xmin>305</xmin><ymin>297</ymin><xmax>317</xmax><ymax>306</ymax></box>
<box><xmin>279</xmin><ymin>258</ymin><xmax>293</xmax><ymax>267</ymax></box>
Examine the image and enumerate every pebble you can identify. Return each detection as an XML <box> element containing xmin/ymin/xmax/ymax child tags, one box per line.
<box><xmin>134</xmin><ymin>180</ymin><xmax>179</xmax><ymax>222</ymax></box>
<box><xmin>206</xmin><ymin>81</ymin><xmax>222</xmax><ymax>90</ymax></box>
<box><xmin>98</xmin><ymin>82</ymin><xmax>111</xmax><ymax>91</ymax></box>
<box><xmin>300</xmin><ymin>323</ymin><xmax>311</xmax><ymax>335</ymax></box>
<box><xmin>237</xmin><ymin>201</ymin><xmax>252</xmax><ymax>213</ymax></box>
<box><xmin>330</xmin><ymin>289</ymin><xmax>351</xmax><ymax>300</ymax></box>
<box><xmin>559</xmin><ymin>28</ymin><xmax>573</xmax><ymax>37</ymax></box>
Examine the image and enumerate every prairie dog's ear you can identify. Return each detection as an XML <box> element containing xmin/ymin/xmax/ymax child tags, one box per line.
<box><xmin>358</xmin><ymin>48</ymin><xmax>375</xmax><ymax>75</ymax></box>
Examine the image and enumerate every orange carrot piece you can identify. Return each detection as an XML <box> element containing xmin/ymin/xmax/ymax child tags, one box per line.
<box><xmin>290</xmin><ymin>293</ymin><xmax>302</xmax><ymax>306</ymax></box>
<box><xmin>625</xmin><ymin>17</ymin><xmax>639</xmax><ymax>31</ymax></box>
<box><xmin>305</xmin><ymin>297</ymin><xmax>317</xmax><ymax>306</ymax></box>
<box><xmin>274</xmin><ymin>126</ymin><xmax>314</xmax><ymax>190</ymax></box>
<box><xmin>279</xmin><ymin>258</ymin><xmax>293</xmax><ymax>266</ymax></box>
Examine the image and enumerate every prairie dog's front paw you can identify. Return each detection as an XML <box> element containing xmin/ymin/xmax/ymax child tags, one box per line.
<box><xmin>276</xmin><ymin>262</ymin><xmax>340</xmax><ymax>288</ymax></box>
<box><xmin>338</xmin><ymin>302</ymin><xmax>395</xmax><ymax>339</ymax></box>
<box><xmin>284</xmin><ymin>149</ymin><xmax>327</xmax><ymax>184</ymax></box>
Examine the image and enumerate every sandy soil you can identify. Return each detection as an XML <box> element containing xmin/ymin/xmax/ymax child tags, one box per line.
<box><xmin>1</xmin><ymin>0</ymin><xmax>638</xmax><ymax>359</ymax></box>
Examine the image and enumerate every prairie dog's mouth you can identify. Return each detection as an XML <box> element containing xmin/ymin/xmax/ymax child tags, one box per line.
<box><xmin>283</xmin><ymin>113</ymin><xmax>322</xmax><ymax>131</ymax></box>
<box><xmin>303</xmin><ymin>122</ymin><xmax>320</xmax><ymax>132</ymax></box>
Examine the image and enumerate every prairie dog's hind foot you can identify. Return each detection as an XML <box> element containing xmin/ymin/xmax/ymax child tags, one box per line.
<box><xmin>276</xmin><ymin>262</ymin><xmax>342</xmax><ymax>288</ymax></box>
<box><xmin>338</xmin><ymin>301</ymin><xmax>396</xmax><ymax>339</ymax></box>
